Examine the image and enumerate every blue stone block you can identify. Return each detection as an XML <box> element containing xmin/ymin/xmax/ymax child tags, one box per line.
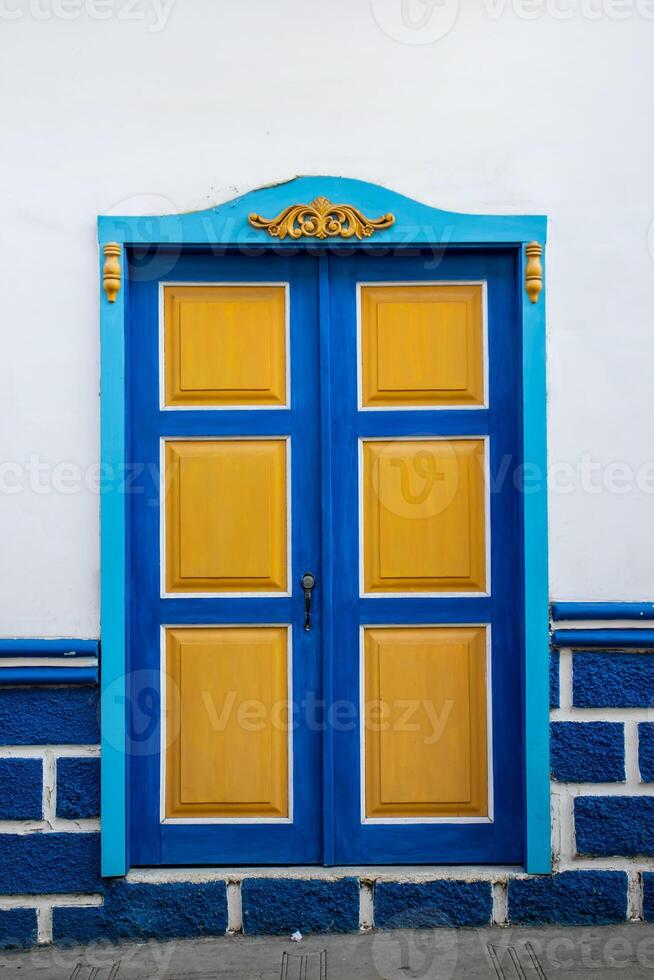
<box><xmin>641</xmin><ymin>873</ymin><xmax>654</xmax><ymax>921</ymax></box>
<box><xmin>550</xmin><ymin>722</ymin><xmax>624</xmax><ymax>782</ymax></box>
<box><xmin>0</xmin><ymin>689</ymin><xmax>100</xmax><ymax>745</ymax></box>
<box><xmin>375</xmin><ymin>880</ymin><xmax>492</xmax><ymax>929</ymax></box>
<box><xmin>0</xmin><ymin>909</ymin><xmax>38</xmax><ymax>949</ymax></box>
<box><xmin>53</xmin><ymin>881</ymin><xmax>227</xmax><ymax>944</ymax></box>
<box><xmin>575</xmin><ymin>797</ymin><xmax>654</xmax><ymax>856</ymax></box>
<box><xmin>639</xmin><ymin>723</ymin><xmax>654</xmax><ymax>782</ymax></box>
<box><xmin>0</xmin><ymin>759</ymin><xmax>42</xmax><ymax>819</ymax></box>
<box><xmin>0</xmin><ymin>834</ymin><xmax>101</xmax><ymax>893</ymax></box>
<box><xmin>573</xmin><ymin>652</ymin><xmax>654</xmax><ymax>708</ymax></box>
<box><xmin>550</xmin><ymin>651</ymin><xmax>560</xmax><ymax>708</ymax></box>
<box><xmin>242</xmin><ymin>878</ymin><xmax>359</xmax><ymax>935</ymax></box>
<box><xmin>508</xmin><ymin>871</ymin><xmax>627</xmax><ymax>925</ymax></box>
<box><xmin>57</xmin><ymin>757</ymin><xmax>100</xmax><ymax>819</ymax></box>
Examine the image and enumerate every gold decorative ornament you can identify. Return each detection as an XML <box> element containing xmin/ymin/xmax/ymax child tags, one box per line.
<box><xmin>525</xmin><ymin>241</ymin><xmax>543</xmax><ymax>304</ymax></box>
<box><xmin>248</xmin><ymin>197</ymin><xmax>395</xmax><ymax>240</ymax></box>
<box><xmin>102</xmin><ymin>242</ymin><xmax>121</xmax><ymax>303</ymax></box>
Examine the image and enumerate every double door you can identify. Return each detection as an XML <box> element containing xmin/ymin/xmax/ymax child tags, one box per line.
<box><xmin>129</xmin><ymin>248</ymin><xmax>523</xmax><ymax>865</ymax></box>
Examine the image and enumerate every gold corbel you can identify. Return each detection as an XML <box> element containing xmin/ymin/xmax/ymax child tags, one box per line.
<box><xmin>248</xmin><ymin>196</ymin><xmax>395</xmax><ymax>240</ymax></box>
<box><xmin>102</xmin><ymin>242</ymin><xmax>121</xmax><ymax>303</ymax></box>
<box><xmin>525</xmin><ymin>241</ymin><xmax>543</xmax><ymax>304</ymax></box>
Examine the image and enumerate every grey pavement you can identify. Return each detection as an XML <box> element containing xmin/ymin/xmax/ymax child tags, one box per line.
<box><xmin>2</xmin><ymin>924</ymin><xmax>654</xmax><ymax>979</ymax></box>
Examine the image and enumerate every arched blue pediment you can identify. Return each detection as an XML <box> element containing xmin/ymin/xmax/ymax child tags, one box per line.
<box><xmin>98</xmin><ymin>175</ymin><xmax>546</xmax><ymax>246</ymax></box>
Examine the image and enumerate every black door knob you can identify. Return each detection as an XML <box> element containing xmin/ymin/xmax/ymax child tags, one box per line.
<box><xmin>300</xmin><ymin>573</ymin><xmax>317</xmax><ymax>630</ymax></box>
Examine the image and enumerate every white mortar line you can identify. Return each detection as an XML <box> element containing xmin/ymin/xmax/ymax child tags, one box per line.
<box><xmin>552</xmin><ymin>708</ymin><xmax>654</xmax><ymax>722</ymax></box>
<box><xmin>560</xmin><ymin>783</ymin><xmax>654</xmax><ymax>796</ymax></box>
<box><xmin>559</xmin><ymin>856</ymin><xmax>654</xmax><ymax>871</ymax></box>
<box><xmin>550</xmin><ymin>787</ymin><xmax>562</xmax><ymax>870</ymax></box>
<box><xmin>359</xmin><ymin>880</ymin><xmax>374</xmax><ymax>930</ymax></box>
<box><xmin>128</xmin><ymin>869</ymin><xmax>232</xmax><ymax>884</ymax></box>
<box><xmin>226</xmin><ymin>880</ymin><xmax>242</xmax><ymax>934</ymax></box>
<box><xmin>627</xmin><ymin>871</ymin><xmax>644</xmax><ymax>920</ymax></box>
<box><xmin>559</xmin><ymin>786</ymin><xmax>576</xmax><ymax>865</ymax></box>
<box><xmin>625</xmin><ymin>719</ymin><xmax>641</xmax><ymax>784</ymax></box>
<box><xmin>43</xmin><ymin>749</ymin><xmax>56</xmax><ymax>823</ymax></box>
<box><xmin>36</xmin><ymin>905</ymin><xmax>52</xmax><ymax>945</ymax></box>
<box><xmin>0</xmin><ymin>746</ymin><xmax>100</xmax><ymax>758</ymax></box>
<box><xmin>559</xmin><ymin>648</ymin><xmax>573</xmax><ymax>709</ymax></box>
<box><xmin>492</xmin><ymin>880</ymin><xmax>508</xmax><ymax>926</ymax></box>
<box><xmin>0</xmin><ymin>894</ymin><xmax>102</xmax><ymax>908</ymax></box>
<box><xmin>0</xmin><ymin>819</ymin><xmax>99</xmax><ymax>834</ymax></box>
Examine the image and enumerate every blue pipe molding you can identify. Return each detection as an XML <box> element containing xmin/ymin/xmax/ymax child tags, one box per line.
<box><xmin>552</xmin><ymin>629</ymin><xmax>654</xmax><ymax>650</ymax></box>
<box><xmin>551</xmin><ymin>602</ymin><xmax>654</xmax><ymax>622</ymax></box>
<box><xmin>0</xmin><ymin>640</ymin><xmax>99</xmax><ymax>686</ymax></box>
<box><xmin>0</xmin><ymin>667</ymin><xmax>98</xmax><ymax>686</ymax></box>
<box><xmin>0</xmin><ymin>640</ymin><xmax>99</xmax><ymax>658</ymax></box>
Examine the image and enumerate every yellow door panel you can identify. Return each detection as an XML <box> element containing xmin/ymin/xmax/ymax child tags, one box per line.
<box><xmin>364</xmin><ymin>626</ymin><xmax>488</xmax><ymax>818</ymax></box>
<box><xmin>164</xmin><ymin>285</ymin><xmax>287</xmax><ymax>407</ymax></box>
<box><xmin>360</xmin><ymin>284</ymin><xmax>484</xmax><ymax>407</ymax></box>
<box><xmin>362</xmin><ymin>439</ymin><xmax>486</xmax><ymax>593</ymax></box>
<box><xmin>165</xmin><ymin>439</ymin><xmax>287</xmax><ymax>593</ymax></box>
<box><xmin>165</xmin><ymin>627</ymin><xmax>289</xmax><ymax>818</ymax></box>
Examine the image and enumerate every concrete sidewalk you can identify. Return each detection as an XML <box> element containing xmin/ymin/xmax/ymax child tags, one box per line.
<box><xmin>1</xmin><ymin>923</ymin><xmax>654</xmax><ymax>979</ymax></box>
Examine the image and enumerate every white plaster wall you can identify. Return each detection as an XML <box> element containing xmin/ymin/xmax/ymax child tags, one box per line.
<box><xmin>1</xmin><ymin>0</ymin><xmax>653</xmax><ymax>634</ymax></box>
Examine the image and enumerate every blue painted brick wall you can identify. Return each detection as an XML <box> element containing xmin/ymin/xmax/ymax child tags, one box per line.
<box><xmin>573</xmin><ymin>652</ymin><xmax>654</xmax><ymax>708</ymax></box>
<box><xmin>375</xmin><ymin>880</ymin><xmax>492</xmax><ymax>929</ymax></box>
<box><xmin>0</xmin><ymin>759</ymin><xmax>42</xmax><ymax>819</ymax></box>
<box><xmin>0</xmin><ymin>909</ymin><xmax>38</xmax><ymax>948</ymax></box>
<box><xmin>639</xmin><ymin>723</ymin><xmax>654</xmax><ymax>782</ymax></box>
<box><xmin>0</xmin><ymin>834</ymin><xmax>101</xmax><ymax>893</ymax></box>
<box><xmin>508</xmin><ymin>871</ymin><xmax>627</xmax><ymax>925</ymax></box>
<box><xmin>550</xmin><ymin>651</ymin><xmax>560</xmax><ymax>708</ymax></box>
<box><xmin>0</xmin><ymin>689</ymin><xmax>100</xmax><ymax>745</ymax></box>
<box><xmin>550</xmin><ymin>722</ymin><xmax>624</xmax><ymax>782</ymax></box>
<box><xmin>242</xmin><ymin>878</ymin><xmax>359</xmax><ymax>935</ymax></box>
<box><xmin>57</xmin><ymin>757</ymin><xmax>100</xmax><ymax>819</ymax></box>
<box><xmin>53</xmin><ymin>881</ymin><xmax>227</xmax><ymax>944</ymax></box>
<box><xmin>575</xmin><ymin>797</ymin><xmax>654</xmax><ymax>856</ymax></box>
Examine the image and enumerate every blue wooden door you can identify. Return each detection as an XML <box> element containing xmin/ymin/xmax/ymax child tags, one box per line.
<box><xmin>129</xmin><ymin>251</ymin><xmax>323</xmax><ymax>865</ymax></box>
<box><xmin>127</xmin><ymin>247</ymin><xmax>524</xmax><ymax>866</ymax></box>
<box><xmin>325</xmin><ymin>250</ymin><xmax>523</xmax><ymax>864</ymax></box>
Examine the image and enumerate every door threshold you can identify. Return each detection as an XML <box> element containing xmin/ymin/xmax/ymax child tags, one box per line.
<box><xmin>127</xmin><ymin>864</ymin><xmax>526</xmax><ymax>883</ymax></box>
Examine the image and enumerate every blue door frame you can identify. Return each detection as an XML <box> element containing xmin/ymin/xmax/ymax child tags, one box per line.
<box><xmin>98</xmin><ymin>176</ymin><xmax>549</xmax><ymax>875</ymax></box>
